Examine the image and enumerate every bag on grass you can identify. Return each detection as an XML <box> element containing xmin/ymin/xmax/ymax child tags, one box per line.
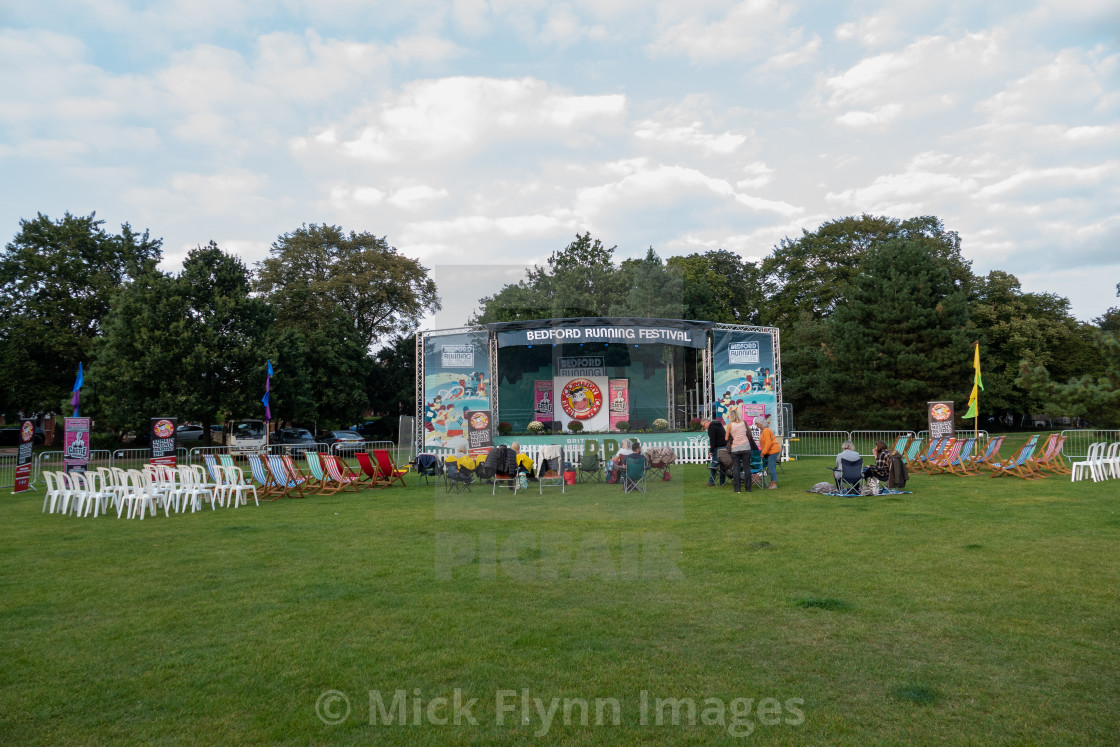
<box><xmin>810</xmin><ymin>482</ymin><xmax>833</xmax><ymax>494</ymax></box>
<box><xmin>862</xmin><ymin>477</ymin><xmax>879</xmax><ymax>496</ymax></box>
<box><xmin>517</xmin><ymin>473</ymin><xmax>528</xmax><ymax>489</ymax></box>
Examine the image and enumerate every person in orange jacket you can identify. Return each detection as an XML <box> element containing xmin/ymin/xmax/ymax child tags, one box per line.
<box><xmin>754</xmin><ymin>415</ymin><xmax>781</xmax><ymax>489</ymax></box>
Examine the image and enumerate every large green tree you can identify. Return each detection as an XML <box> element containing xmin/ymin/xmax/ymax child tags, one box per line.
<box><xmin>968</xmin><ymin>271</ymin><xmax>1089</xmax><ymax>420</ymax></box>
<box><xmin>0</xmin><ymin>212</ymin><xmax>161</xmax><ymax>415</ymax></box>
<box><xmin>473</xmin><ymin>233</ymin><xmax>622</xmax><ymax>322</ymax></box>
<box><xmin>667</xmin><ymin>250</ymin><xmax>764</xmax><ymax>324</ymax></box>
<box><xmin>1018</xmin><ymin>329</ymin><xmax>1120</xmax><ymax>427</ymax></box>
<box><xmin>810</xmin><ymin>239</ymin><xmax>973</xmax><ymax>429</ymax></box>
<box><xmin>611</xmin><ymin>248</ymin><xmax>685</xmax><ymax>319</ymax></box>
<box><xmin>761</xmin><ymin>214</ymin><xmax>972</xmax><ymax>326</ymax></box>
<box><xmin>94</xmin><ymin>244</ymin><xmax>271</xmax><ymax>436</ymax></box>
<box><xmin>255</xmin><ymin>224</ymin><xmax>440</xmax><ymax>351</ymax></box>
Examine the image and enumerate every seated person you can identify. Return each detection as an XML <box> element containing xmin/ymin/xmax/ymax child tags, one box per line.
<box><xmin>863</xmin><ymin>440</ymin><xmax>891</xmax><ymax>480</ymax></box>
<box><xmin>605</xmin><ymin>439</ymin><xmax>631</xmax><ymax>483</ymax></box>
<box><xmin>447</xmin><ymin>445</ymin><xmax>478</xmax><ymax>474</ymax></box>
<box><xmin>833</xmin><ymin>440</ymin><xmax>861</xmax><ymax>480</ymax></box>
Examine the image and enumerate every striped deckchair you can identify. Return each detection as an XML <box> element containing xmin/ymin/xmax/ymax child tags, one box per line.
<box><xmin>267</xmin><ymin>454</ymin><xmax>305</xmax><ymax>499</ymax></box>
<box><xmin>373</xmin><ymin>449</ymin><xmax>408</xmax><ymax>488</ymax></box>
<box><xmin>323</xmin><ymin>455</ymin><xmax>361</xmax><ymax>492</ymax></box>
<box><xmin>304</xmin><ymin>451</ymin><xmax>339</xmax><ymax>495</ymax></box>
<box><xmin>891</xmin><ymin>434</ymin><xmax>911</xmax><ymax>456</ymax></box>
<box><xmin>989</xmin><ymin>435</ymin><xmax>1041</xmax><ymax>479</ymax></box>
<box><xmin>930</xmin><ymin>438</ymin><xmax>978</xmax><ymax>476</ymax></box>
<box><xmin>902</xmin><ymin>437</ymin><xmax>925</xmax><ymax>472</ymax></box>
<box><xmin>281</xmin><ymin>455</ymin><xmax>310</xmax><ymax>497</ymax></box>
<box><xmin>247</xmin><ymin>454</ymin><xmax>282</xmax><ymax>498</ymax></box>
<box><xmin>1029</xmin><ymin>434</ymin><xmax>1070</xmax><ymax>476</ymax></box>
<box><xmin>912</xmin><ymin>436</ymin><xmax>948</xmax><ymax>474</ymax></box>
<box><xmin>968</xmin><ymin>435</ymin><xmax>1005</xmax><ymax>471</ymax></box>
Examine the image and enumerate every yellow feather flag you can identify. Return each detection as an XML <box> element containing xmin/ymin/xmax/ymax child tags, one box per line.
<box><xmin>963</xmin><ymin>342</ymin><xmax>982</xmax><ymax>418</ymax></box>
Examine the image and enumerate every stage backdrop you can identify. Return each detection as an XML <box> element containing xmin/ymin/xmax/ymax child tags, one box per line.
<box><xmin>422</xmin><ymin>330</ymin><xmax>491</xmax><ymax>451</ymax></box>
<box><xmin>712</xmin><ymin>329</ymin><xmax>779</xmax><ymax>428</ymax></box>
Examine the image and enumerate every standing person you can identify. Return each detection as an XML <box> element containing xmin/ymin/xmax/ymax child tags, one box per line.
<box><xmin>753</xmin><ymin>415</ymin><xmax>781</xmax><ymax>490</ymax></box>
<box><xmin>725</xmin><ymin>410</ymin><xmax>758</xmax><ymax>493</ymax></box>
<box><xmin>705</xmin><ymin>417</ymin><xmax>727</xmax><ymax>487</ymax></box>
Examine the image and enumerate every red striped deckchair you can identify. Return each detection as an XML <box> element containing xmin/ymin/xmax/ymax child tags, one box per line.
<box><xmin>1029</xmin><ymin>434</ymin><xmax>1070</xmax><ymax>476</ymax></box>
<box><xmin>323</xmin><ymin>454</ymin><xmax>361</xmax><ymax>492</ymax></box>
<box><xmin>911</xmin><ymin>436</ymin><xmax>946</xmax><ymax>473</ymax></box>
<box><xmin>279</xmin><ymin>455</ymin><xmax>309</xmax><ymax>498</ymax></box>
<box><xmin>930</xmin><ymin>438</ymin><xmax>979</xmax><ymax>476</ymax></box>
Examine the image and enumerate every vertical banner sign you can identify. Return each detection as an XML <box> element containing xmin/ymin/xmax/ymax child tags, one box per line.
<box><xmin>423</xmin><ymin>332</ymin><xmax>491</xmax><ymax>451</ymax></box>
<box><xmin>465</xmin><ymin>410</ymin><xmax>494</xmax><ymax>457</ymax></box>
<box><xmin>150</xmin><ymin>418</ymin><xmax>178</xmax><ymax>467</ymax></box>
<box><xmin>13</xmin><ymin>420</ymin><xmax>34</xmax><ymax>493</ymax></box>
<box><xmin>64</xmin><ymin>417</ymin><xmax>91</xmax><ymax>474</ymax></box>
<box><xmin>927</xmin><ymin>401</ymin><xmax>955</xmax><ymax>440</ymax></box>
<box><xmin>533</xmin><ymin>381</ymin><xmax>554</xmax><ymax>424</ymax></box>
<box><xmin>711</xmin><ymin>330</ymin><xmax>778</xmax><ymax>427</ymax></box>
<box><xmin>608</xmin><ymin>378</ymin><xmax>630</xmax><ymax>432</ymax></box>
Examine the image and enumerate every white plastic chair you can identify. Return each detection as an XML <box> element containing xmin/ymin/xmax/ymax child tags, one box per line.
<box><xmin>1071</xmin><ymin>442</ymin><xmax>1105</xmax><ymax>483</ymax></box>
<box><xmin>222</xmin><ymin>465</ymin><xmax>258</xmax><ymax>507</ymax></box>
<box><xmin>42</xmin><ymin>471</ymin><xmax>65</xmax><ymax>514</ymax></box>
<box><xmin>1101</xmin><ymin>442</ymin><xmax>1120</xmax><ymax>480</ymax></box>
<box><xmin>79</xmin><ymin>471</ymin><xmax>110</xmax><ymax>517</ymax></box>
<box><xmin>118</xmin><ymin>469</ymin><xmax>157</xmax><ymax>519</ymax></box>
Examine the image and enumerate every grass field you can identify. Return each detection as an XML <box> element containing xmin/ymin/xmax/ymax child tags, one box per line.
<box><xmin>2</xmin><ymin>449</ymin><xmax>1118</xmax><ymax>745</ymax></box>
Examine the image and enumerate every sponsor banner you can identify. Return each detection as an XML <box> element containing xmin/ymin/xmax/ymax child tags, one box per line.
<box><xmin>150</xmin><ymin>417</ymin><xmax>178</xmax><ymax>467</ymax></box>
<box><xmin>64</xmin><ymin>417</ymin><xmax>91</xmax><ymax>474</ymax></box>
<box><xmin>608</xmin><ymin>378</ymin><xmax>629</xmax><ymax>432</ymax></box>
<box><xmin>556</xmin><ymin>356</ymin><xmax>605</xmax><ymax>377</ymax></box>
<box><xmin>533</xmin><ymin>381</ymin><xmax>554</xmax><ymax>423</ymax></box>
<box><xmin>927</xmin><ymin>401</ymin><xmax>955</xmax><ymax>440</ymax></box>
<box><xmin>465</xmin><ymin>410</ymin><xmax>493</xmax><ymax>456</ymax></box>
<box><xmin>554</xmin><ymin>375</ymin><xmax>609</xmax><ymax>432</ymax></box>
<box><xmin>423</xmin><ymin>331</ymin><xmax>490</xmax><ymax>451</ymax></box>
<box><xmin>13</xmin><ymin>419</ymin><xmax>34</xmax><ymax>493</ymax></box>
<box><xmin>712</xmin><ymin>329</ymin><xmax>779</xmax><ymax>431</ymax></box>
<box><xmin>489</xmin><ymin>317</ymin><xmax>710</xmax><ymax>349</ymax></box>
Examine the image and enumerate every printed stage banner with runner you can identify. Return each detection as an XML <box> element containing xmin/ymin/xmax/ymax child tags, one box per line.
<box><xmin>712</xmin><ymin>329</ymin><xmax>779</xmax><ymax>427</ymax></box>
<box><xmin>64</xmin><ymin>417</ymin><xmax>91</xmax><ymax>474</ymax></box>
<box><xmin>533</xmin><ymin>381</ymin><xmax>553</xmax><ymax>425</ymax></box>
<box><xmin>150</xmin><ymin>418</ymin><xmax>178</xmax><ymax>467</ymax></box>
<box><xmin>422</xmin><ymin>330</ymin><xmax>491</xmax><ymax>451</ymax></box>
<box><xmin>13</xmin><ymin>420</ymin><xmax>34</xmax><ymax>493</ymax></box>
<box><xmin>608</xmin><ymin>378</ymin><xmax>629</xmax><ymax>432</ymax></box>
<box><xmin>553</xmin><ymin>355</ymin><xmax>608</xmax><ymax>433</ymax></box>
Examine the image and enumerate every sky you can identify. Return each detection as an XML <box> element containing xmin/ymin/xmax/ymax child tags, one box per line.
<box><xmin>2</xmin><ymin>0</ymin><xmax>1118</xmax><ymax>327</ymax></box>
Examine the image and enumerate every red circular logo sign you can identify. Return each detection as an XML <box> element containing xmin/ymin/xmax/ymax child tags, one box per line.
<box><xmin>154</xmin><ymin>419</ymin><xmax>175</xmax><ymax>438</ymax></box>
<box><xmin>930</xmin><ymin>404</ymin><xmax>952</xmax><ymax>422</ymax></box>
<box><xmin>469</xmin><ymin>412</ymin><xmax>489</xmax><ymax>430</ymax></box>
<box><xmin>560</xmin><ymin>379</ymin><xmax>603</xmax><ymax>420</ymax></box>
<box><xmin>21</xmin><ymin>422</ymin><xmax>34</xmax><ymax>442</ymax></box>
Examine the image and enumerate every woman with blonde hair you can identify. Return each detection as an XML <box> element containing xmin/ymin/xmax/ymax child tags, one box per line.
<box><xmin>725</xmin><ymin>409</ymin><xmax>758</xmax><ymax>493</ymax></box>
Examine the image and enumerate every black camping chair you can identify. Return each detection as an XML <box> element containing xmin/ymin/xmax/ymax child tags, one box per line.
<box><xmin>413</xmin><ymin>453</ymin><xmax>443</xmax><ymax>486</ymax></box>
<box><xmin>834</xmin><ymin>457</ymin><xmax>865</xmax><ymax>496</ymax></box>
<box><xmin>444</xmin><ymin>458</ymin><xmax>472</xmax><ymax>494</ymax></box>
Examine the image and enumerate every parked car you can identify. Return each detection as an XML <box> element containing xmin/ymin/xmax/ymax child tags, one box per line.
<box><xmin>178</xmin><ymin>425</ymin><xmax>205</xmax><ymax>441</ymax></box>
<box><xmin>0</xmin><ymin>425</ymin><xmax>45</xmax><ymax>447</ymax></box>
<box><xmin>275</xmin><ymin>428</ymin><xmax>318</xmax><ymax>455</ymax></box>
<box><xmin>319</xmin><ymin>430</ymin><xmax>365</xmax><ymax>453</ymax></box>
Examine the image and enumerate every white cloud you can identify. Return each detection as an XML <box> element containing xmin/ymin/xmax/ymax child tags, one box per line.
<box><xmin>647</xmin><ymin>0</ymin><xmax>800</xmax><ymax>63</ymax></box>
<box><xmin>388</xmin><ymin>185</ymin><xmax>450</xmax><ymax>209</ymax></box>
<box><xmin>300</xmin><ymin>77</ymin><xmax>626</xmax><ymax>163</ymax></box>
<box><xmin>633</xmin><ymin>120</ymin><xmax>748</xmax><ymax>155</ymax></box>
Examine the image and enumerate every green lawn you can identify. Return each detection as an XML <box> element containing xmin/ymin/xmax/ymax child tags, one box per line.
<box><xmin>2</xmin><ymin>452</ymin><xmax>1117</xmax><ymax>745</ymax></box>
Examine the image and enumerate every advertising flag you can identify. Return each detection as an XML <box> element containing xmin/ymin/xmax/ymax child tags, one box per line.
<box><xmin>963</xmin><ymin>343</ymin><xmax>982</xmax><ymax>419</ymax></box>
<box><xmin>71</xmin><ymin>362</ymin><xmax>83</xmax><ymax>417</ymax></box>
<box><xmin>262</xmin><ymin>359</ymin><xmax>272</xmax><ymax>422</ymax></box>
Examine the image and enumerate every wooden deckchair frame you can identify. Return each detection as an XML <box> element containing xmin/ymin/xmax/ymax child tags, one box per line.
<box><xmin>373</xmin><ymin>449</ymin><xmax>408</xmax><ymax>488</ymax></box>
<box><xmin>968</xmin><ymin>435</ymin><xmax>1005</xmax><ymax>471</ymax></box>
<box><xmin>247</xmin><ymin>454</ymin><xmax>282</xmax><ymax>499</ymax></box>
<box><xmin>989</xmin><ymin>435</ymin><xmax>1041</xmax><ymax>479</ymax></box>
<box><xmin>323</xmin><ymin>455</ymin><xmax>361</xmax><ymax>492</ymax></box>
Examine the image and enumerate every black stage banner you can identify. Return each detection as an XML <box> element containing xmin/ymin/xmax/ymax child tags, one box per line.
<box><xmin>487</xmin><ymin>317</ymin><xmax>712</xmax><ymax>349</ymax></box>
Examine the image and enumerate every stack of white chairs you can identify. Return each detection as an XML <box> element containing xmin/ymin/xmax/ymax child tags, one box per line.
<box><xmin>222</xmin><ymin>465</ymin><xmax>259</xmax><ymax>507</ymax></box>
<box><xmin>1071</xmin><ymin>442</ymin><xmax>1116</xmax><ymax>483</ymax></box>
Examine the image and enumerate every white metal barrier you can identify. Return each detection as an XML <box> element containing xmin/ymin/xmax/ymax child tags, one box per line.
<box><xmin>1061</xmin><ymin>430</ymin><xmax>1120</xmax><ymax>459</ymax></box>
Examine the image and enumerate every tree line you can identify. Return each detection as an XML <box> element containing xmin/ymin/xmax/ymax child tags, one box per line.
<box><xmin>474</xmin><ymin>217</ymin><xmax>1119</xmax><ymax>430</ymax></box>
<box><xmin>0</xmin><ymin>214</ymin><xmax>435</xmax><ymax>440</ymax></box>
<box><xmin>3</xmin><ymin>211</ymin><xmax>1116</xmax><ymax>437</ymax></box>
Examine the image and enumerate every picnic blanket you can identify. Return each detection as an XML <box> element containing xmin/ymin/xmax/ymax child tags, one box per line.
<box><xmin>806</xmin><ymin>481</ymin><xmax>912</xmax><ymax>496</ymax></box>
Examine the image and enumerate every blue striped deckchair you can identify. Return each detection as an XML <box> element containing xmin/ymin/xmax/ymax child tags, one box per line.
<box><xmin>968</xmin><ymin>435</ymin><xmax>1005</xmax><ymax>471</ymax></box>
<box><xmin>267</xmin><ymin>454</ymin><xmax>305</xmax><ymax>499</ymax></box>
<box><xmin>247</xmin><ymin>454</ymin><xmax>281</xmax><ymax>498</ymax></box>
<box><xmin>989</xmin><ymin>435</ymin><xmax>1041</xmax><ymax>479</ymax></box>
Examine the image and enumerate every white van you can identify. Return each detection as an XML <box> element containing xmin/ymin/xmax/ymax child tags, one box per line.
<box><xmin>221</xmin><ymin>419</ymin><xmax>268</xmax><ymax>455</ymax></box>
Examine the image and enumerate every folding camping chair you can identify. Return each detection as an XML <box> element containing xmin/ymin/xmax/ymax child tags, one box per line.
<box><xmin>412</xmin><ymin>453</ymin><xmax>443</xmax><ymax>486</ymax></box>
<box><xmin>834</xmin><ymin>457</ymin><xmax>865</xmax><ymax>496</ymax></box>
<box><xmin>644</xmin><ymin>446</ymin><xmax>676</xmax><ymax>482</ymax></box>
<box><xmin>750</xmin><ymin>449</ymin><xmax>767</xmax><ymax>489</ymax></box>
<box><xmin>444</xmin><ymin>459</ymin><xmax>473</xmax><ymax>493</ymax></box>
<box><xmin>968</xmin><ymin>435</ymin><xmax>1005</xmax><ymax>472</ymax></box>
<box><xmin>622</xmin><ymin>453</ymin><xmax>647</xmax><ymax>494</ymax></box>
<box><xmin>988</xmin><ymin>435</ymin><xmax>1041</xmax><ymax>479</ymax></box>
<box><xmin>537</xmin><ymin>445</ymin><xmax>565</xmax><ymax>494</ymax></box>
<box><xmin>577</xmin><ymin>451</ymin><xmax>602</xmax><ymax>483</ymax></box>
